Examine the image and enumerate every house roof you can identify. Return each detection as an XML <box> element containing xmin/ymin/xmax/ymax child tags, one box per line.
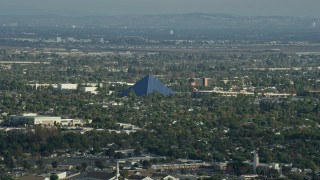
<box><xmin>122</xmin><ymin>75</ymin><xmax>175</xmax><ymax>97</ymax></box>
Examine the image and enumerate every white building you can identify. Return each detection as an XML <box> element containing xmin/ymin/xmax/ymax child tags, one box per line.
<box><xmin>61</xmin><ymin>119</ymin><xmax>87</xmax><ymax>127</ymax></box>
<box><xmin>58</xmin><ymin>84</ymin><xmax>78</xmax><ymax>91</ymax></box>
<box><xmin>29</xmin><ymin>84</ymin><xmax>58</xmax><ymax>89</ymax></box>
<box><xmin>67</xmin><ymin>37</ymin><xmax>76</xmax><ymax>42</ymax></box>
<box><xmin>253</xmin><ymin>150</ymin><xmax>259</xmax><ymax>174</ymax></box>
<box><xmin>240</xmin><ymin>174</ymin><xmax>259</xmax><ymax>180</ymax></box>
<box><xmin>250</xmin><ymin>151</ymin><xmax>281</xmax><ymax>174</ymax></box>
<box><xmin>56</xmin><ymin>37</ymin><xmax>62</xmax><ymax>43</ymax></box>
<box><xmin>9</xmin><ymin>114</ymin><xmax>61</xmax><ymax>126</ymax></box>
<box><xmin>82</xmin><ymin>86</ymin><xmax>98</xmax><ymax>94</ymax></box>
<box><xmin>100</xmin><ymin>38</ymin><xmax>105</xmax><ymax>44</ymax></box>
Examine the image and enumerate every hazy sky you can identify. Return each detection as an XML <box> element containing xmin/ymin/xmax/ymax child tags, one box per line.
<box><xmin>1</xmin><ymin>0</ymin><xmax>319</xmax><ymax>18</ymax></box>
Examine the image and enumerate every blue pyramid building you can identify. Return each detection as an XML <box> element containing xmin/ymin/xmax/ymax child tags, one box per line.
<box><xmin>122</xmin><ymin>75</ymin><xmax>175</xmax><ymax>96</ymax></box>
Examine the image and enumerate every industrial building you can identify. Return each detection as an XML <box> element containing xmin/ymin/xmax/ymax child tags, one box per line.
<box><xmin>81</xmin><ymin>86</ymin><xmax>98</xmax><ymax>94</ymax></box>
<box><xmin>9</xmin><ymin>113</ymin><xmax>61</xmax><ymax>126</ymax></box>
<box><xmin>57</xmin><ymin>83</ymin><xmax>78</xmax><ymax>91</ymax></box>
<box><xmin>60</xmin><ymin>119</ymin><xmax>88</xmax><ymax>127</ymax></box>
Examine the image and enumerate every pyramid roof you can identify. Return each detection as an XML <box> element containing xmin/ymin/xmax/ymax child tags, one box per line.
<box><xmin>122</xmin><ymin>75</ymin><xmax>175</xmax><ymax>96</ymax></box>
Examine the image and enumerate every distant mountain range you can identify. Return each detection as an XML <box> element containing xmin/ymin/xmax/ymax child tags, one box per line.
<box><xmin>0</xmin><ymin>13</ymin><xmax>318</xmax><ymax>30</ymax></box>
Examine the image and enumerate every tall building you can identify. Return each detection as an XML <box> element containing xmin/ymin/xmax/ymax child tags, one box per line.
<box><xmin>56</xmin><ymin>37</ymin><xmax>62</xmax><ymax>43</ymax></box>
<box><xmin>253</xmin><ymin>150</ymin><xmax>259</xmax><ymax>174</ymax></box>
<box><xmin>100</xmin><ymin>38</ymin><xmax>105</xmax><ymax>44</ymax></box>
<box><xmin>202</xmin><ymin>78</ymin><xmax>209</xmax><ymax>87</ymax></box>
<box><xmin>116</xmin><ymin>161</ymin><xmax>120</xmax><ymax>180</ymax></box>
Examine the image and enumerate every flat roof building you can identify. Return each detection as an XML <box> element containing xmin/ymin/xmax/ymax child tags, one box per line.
<box><xmin>58</xmin><ymin>84</ymin><xmax>78</xmax><ymax>91</ymax></box>
<box><xmin>9</xmin><ymin>114</ymin><xmax>61</xmax><ymax>126</ymax></box>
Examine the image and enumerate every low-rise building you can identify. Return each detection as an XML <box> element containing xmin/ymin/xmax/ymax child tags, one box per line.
<box><xmin>61</xmin><ymin>119</ymin><xmax>88</xmax><ymax>127</ymax></box>
<box><xmin>58</xmin><ymin>84</ymin><xmax>78</xmax><ymax>91</ymax></box>
<box><xmin>82</xmin><ymin>86</ymin><xmax>98</xmax><ymax>94</ymax></box>
<box><xmin>18</xmin><ymin>176</ymin><xmax>49</xmax><ymax>180</ymax></box>
<box><xmin>9</xmin><ymin>113</ymin><xmax>61</xmax><ymax>126</ymax></box>
<box><xmin>240</xmin><ymin>174</ymin><xmax>259</xmax><ymax>180</ymax></box>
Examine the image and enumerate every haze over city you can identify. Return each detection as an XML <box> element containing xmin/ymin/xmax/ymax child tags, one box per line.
<box><xmin>1</xmin><ymin>0</ymin><xmax>320</xmax><ymax>17</ymax></box>
<box><xmin>1</xmin><ymin>0</ymin><xmax>320</xmax><ymax>179</ymax></box>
